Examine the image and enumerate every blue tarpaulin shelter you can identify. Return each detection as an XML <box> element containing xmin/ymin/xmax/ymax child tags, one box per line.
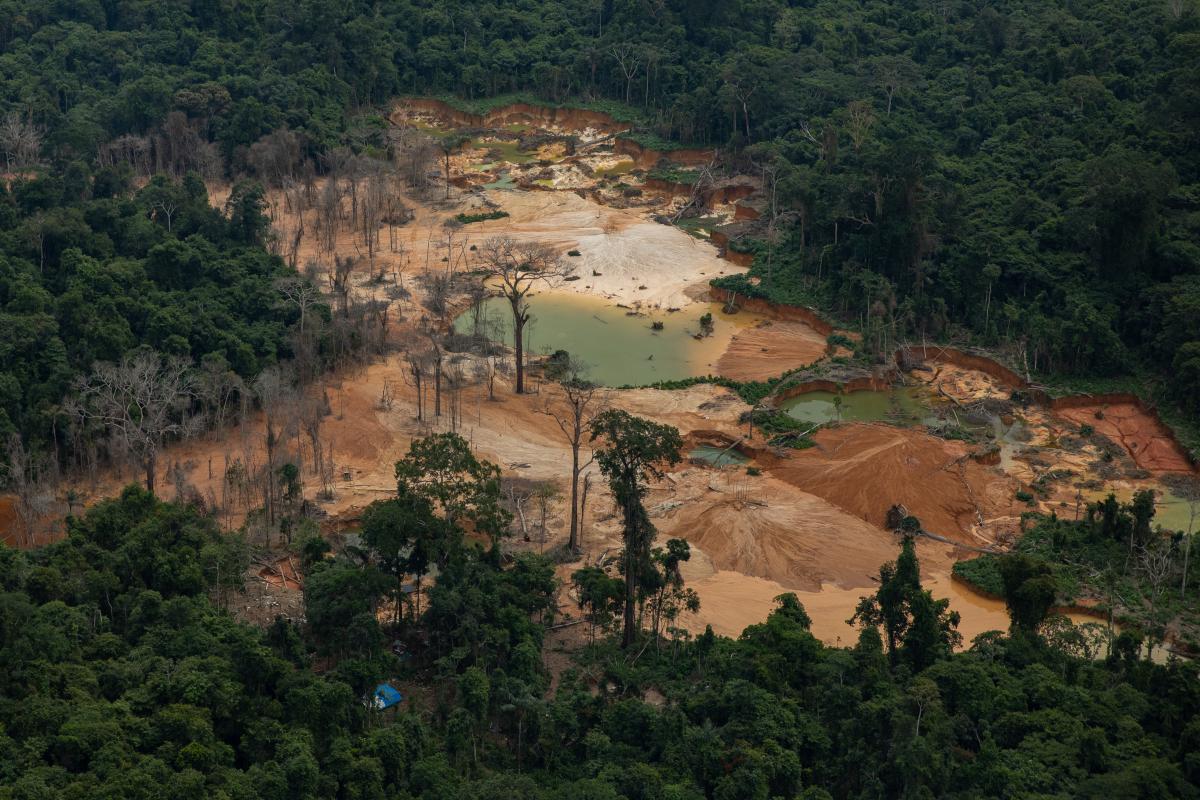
<box><xmin>372</xmin><ymin>683</ymin><xmax>403</xmax><ymax>710</ymax></box>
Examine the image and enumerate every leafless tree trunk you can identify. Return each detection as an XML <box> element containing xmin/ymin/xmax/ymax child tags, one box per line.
<box><xmin>477</xmin><ymin>237</ymin><xmax>575</xmax><ymax>394</ymax></box>
<box><xmin>0</xmin><ymin>112</ymin><xmax>43</xmax><ymax>170</ymax></box>
<box><xmin>75</xmin><ymin>351</ymin><xmax>198</xmax><ymax>495</ymax></box>
<box><xmin>610</xmin><ymin>43</ymin><xmax>643</xmax><ymax>105</ymax></box>
<box><xmin>541</xmin><ymin>366</ymin><xmax>606</xmax><ymax>552</ymax></box>
<box><xmin>3</xmin><ymin>435</ymin><xmax>59</xmax><ymax>547</ymax></box>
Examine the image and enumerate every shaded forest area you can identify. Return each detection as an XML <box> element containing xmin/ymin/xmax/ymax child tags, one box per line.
<box><xmin>3</xmin><ymin>466</ymin><xmax>1199</xmax><ymax>799</ymax></box>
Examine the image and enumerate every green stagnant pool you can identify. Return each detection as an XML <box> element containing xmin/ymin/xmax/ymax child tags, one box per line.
<box><xmin>454</xmin><ymin>292</ymin><xmax>763</xmax><ymax>386</ymax></box>
<box><xmin>779</xmin><ymin>387</ymin><xmax>934</xmax><ymax>426</ymax></box>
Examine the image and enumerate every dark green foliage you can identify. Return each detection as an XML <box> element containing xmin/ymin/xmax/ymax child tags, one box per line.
<box><xmin>0</xmin><ymin>172</ymin><xmax>301</xmax><ymax>455</ymax></box>
<box><xmin>4</xmin><ymin>490</ymin><xmax>1200</xmax><ymax>798</ymax></box>
<box><xmin>455</xmin><ymin>211</ymin><xmax>510</xmax><ymax>225</ymax></box>
<box><xmin>955</xmin><ymin>495</ymin><xmax>1200</xmax><ymax>650</ymax></box>
<box><xmin>590</xmin><ymin>410</ymin><xmax>683</xmax><ymax>647</ymax></box>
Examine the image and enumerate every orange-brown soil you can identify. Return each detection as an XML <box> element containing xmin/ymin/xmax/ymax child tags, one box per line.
<box><xmin>715</xmin><ymin>320</ymin><xmax>828</xmax><ymax>382</ymax></box>
<box><xmin>771</xmin><ymin>424</ymin><xmax>1020</xmax><ymax>545</ymax></box>
<box><xmin>0</xmin><ymin>496</ymin><xmax>17</xmax><ymax>546</ymax></box>
<box><xmin>1057</xmin><ymin>401</ymin><xmax>1193</xmax><ymax>473</ymax></box>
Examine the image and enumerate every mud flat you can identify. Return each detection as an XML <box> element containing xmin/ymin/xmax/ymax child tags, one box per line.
<box><xmin>492</xmin><ymin>190</ymin><xmax>739</xmax><ymax>310</ymax></box>
<box><xmin>771</xmin><ymin>423</ymin><xmax>1019</xmax><ymax>544</ymax></box>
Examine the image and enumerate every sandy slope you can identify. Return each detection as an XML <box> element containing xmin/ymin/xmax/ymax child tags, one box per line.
<box><xmin>495</xmin><ymin>190</ymin><xmax>740</xmax><ymax>310</ymax></box>
<box><xmin>715</xmin><ymin>319</ymin><xmax>829</xmax><ymax>381</ymax></box>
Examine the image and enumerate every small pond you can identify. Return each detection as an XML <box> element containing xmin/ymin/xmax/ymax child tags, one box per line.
<box><xmin>454</xmin><ymin>292</ymin><xmax>763</xmax><ymax>386</ymax></box>
<box><xmin>689</xmin><ymin>445</ymin><xmax>750</xmax><ymax>467</ymax></box>
<box><xmin>780</xmin><ymin>387</ymin><xmax>933</xmax><ymax>427</ymax></box>
<box><xmin>1081</xmin><ymin>484</ymin><xmax>1197</xmax><ymax>534</ymax></box>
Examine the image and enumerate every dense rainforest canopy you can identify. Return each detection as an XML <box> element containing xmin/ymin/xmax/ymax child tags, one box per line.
<box><xmin>1</xmin><ymin>0</ymin><xmax>1199</xmax><ymax>460</ymax></box>
<box><xmin>2</xmin><ymin>483</ymin><xmax>1199</xmax><ymax>800</ymax></box>
<box><xmin>2</xmin><ymin>4</ymin><xmax>1200</xmax><ymax>795</ymax></box>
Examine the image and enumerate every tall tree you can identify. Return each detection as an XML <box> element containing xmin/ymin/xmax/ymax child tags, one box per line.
<box><xmin>477</xmin><ymin>237</ymin><xmax>573</xmax><ymax>394</ymax></box>
<box><xmin>589</xmin><ymin>410</ymin><xmax>682</xmax><ymax>647</ymax></box>
<box><xmin>542</xmin><ymin>369</ymin><xmax>605</xmax><ymax>553</ymax></box>
<box><xmin>393</xmin><ymin>432</ymin><xmax>510</xmax><ymax>547</ymax></box>
<box><xmin>74</xmin><ymin>350</ymin><xmax>196</xmax><ymax>495</ymax></box>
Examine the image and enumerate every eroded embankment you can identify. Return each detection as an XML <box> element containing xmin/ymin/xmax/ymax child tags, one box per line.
<box><xmin>899</xmin><ymin>345</ymin><xmax>1029</xmax><ymax>389</ymax></box>
<box><xmin>1053</xmin><ymin>395</ymin><xmax>1194</xmax><ymax>473</ymax></box>
<box><xmin>395</xmin><ymin>97</ymin><xmax>717</xmax><ymax>168</ymax></box>
<box><xmin>707</xmin><ymin>287</ymin><xmax>835</xmax><ymax>336</ymax></box>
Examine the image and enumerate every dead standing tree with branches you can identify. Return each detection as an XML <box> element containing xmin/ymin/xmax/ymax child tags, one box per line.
<box><xmin>74</xmin><ymin>350</ymin><xmax>198</xmax><ymax>496</ymax></box>
<box><xmin>542</xmin><ymin>364</ymin><xmax>607</xmax><ymax>553</ymax></box>
<box><xmin>477</xmin><ymin>237</ymin><xmax>573</xmax><ymax>394</ymax></box>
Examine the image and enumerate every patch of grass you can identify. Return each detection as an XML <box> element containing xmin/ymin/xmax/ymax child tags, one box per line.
<box><xmin>646</xmin><ymin>166</ymin><xmax>701</xmax><ymax>184</ymax></box>
<box><xmin>952</xmin><ymin>557</ymin><xmax>1004</xmax><ymax>597</ymax></box>
<box><xmin>455</xmin><ymin>210</ymin><xmax>510</xmax><ymax>224</ymax></box>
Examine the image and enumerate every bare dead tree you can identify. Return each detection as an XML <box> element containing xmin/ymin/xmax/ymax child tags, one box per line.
<box><xmin>2</xmin><ymin>435</ymin><xmax>59</xmax><ymax>547</ymax></box>
<box><xmin>389</xmin><ymin>127</ymin><xmax>438</xmax><ymax>198</ymax></box>
<box><xmin>403</xmin><ymin>342</ymin><xmax>432</xmax><ymax>422</ymax></box>
<box><xmin>75</xmin><ymin>351</ymin><xmax>198</xmax><ymax>495</ymax></box>
<box><xmin>275</xmin><ymin>275</ymin><xmax>323</xmax><ymax>335</ymax></box>
<box><xmin>541</xmin><ymin>364</ymin><xmax>607</xmax><ymax>553</ymax></box>
<box><xmin>610</xmin><ymin>43</ymin><xmax>644</xmax><ymax>105</ymax></box>
<box><xmin>359</xmin><ymin>164</ymin><xmax>391</xmax><ymax>278</ymax></box>
<box><xmin>253</xmin><ymin>365</ymin><xmax>297</xmax><ymax>528</ymax></box>
<box><xmin>197</xmin><ymin>356</ymin><xmax>246</xmax><ymax>435</ymax></box>
<box><xmin>155</xmin><ymin>110</ymin><xmax>204</xmax><ymax>177</ymax></box>
<box><xmin>247</xmin><ymin>128</ymin><xmax>304</xmax><ymax>189</ymax></box>
<box><xmin>845</xmin><ymin>100</ymin><xmax>876</xmax><ymax>152</ymax></box>
<box><xmin>99</xmin><ymin>134</ymin><xmax>153</xmax><ymax>178</ymax></box>
<box><xmin>477</xmin><ymin>237</ymin><xmax>574</xmax><ymax>393</ymax></box>
<box><xmin>1137</xmin><ymin>540</ymin><xmax>1175</xmax><ymax>655</ymax></box>
<box><xmin>0</xmin><ymin>111</ymin><xmax>43</xmax><ymax>170</ymax></box>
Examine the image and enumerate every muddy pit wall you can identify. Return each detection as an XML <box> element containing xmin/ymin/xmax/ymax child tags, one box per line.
<box><xmin>705</xmin><ymin>232</ymin><xmax>756</xmax><ymax>268</ymax></box>
<box><xmin>397</xmin><ymin>97</ymin><xmax>631</xmax><ymax>136</ymax></box>
<box><xmin>684</xmin><ymin>430</ymin><xmax>786</xmax><ymax>468</ymax></box>
<box><xmin>902</xmin><ymin>345</ymin><xmax>1029</xmax><ymax>389</ymax></box>
<box><xmin>708</xmin><ymin>287</ymin><xmax>835</xmax><ymax>337</ymax></box>
<box><xmin>734</xmin><ymin>203</ymin><xmax>761</xmax><ymax>221</ymax></box>
<box><xmin>613</xmin><ymin>138</ymin><xmax>717</xmax><ymax>169</ymax></box>
<box><xmin>642</xmin><ymin>179</ymin><xmax>756</xmax><ymax>205</ymax></box>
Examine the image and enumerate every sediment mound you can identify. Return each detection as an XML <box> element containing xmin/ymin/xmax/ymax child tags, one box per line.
<box><xmin>655</xmin><ymin>478</ymin><xmax>899</xmax><ymax>590</ymax></box>
<box><xmin>771</xmin><ymin>424</ymin><xmax>1015</xmax><ymax>544</ymax></box>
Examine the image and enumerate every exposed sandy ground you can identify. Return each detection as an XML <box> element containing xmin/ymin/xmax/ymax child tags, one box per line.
<box><xmin>772</xmin><ymin>423</ymin><xmax>1020</xmax><ymax>546</ymax></box>
<box><xmin>678</xmin><ymin>567</ymin><xmax>1017</xmax><ymax>646</ymax></box>
<box><xmin>922</xmin><ymin>363</ymin><xmax>1012</xmax><ymax>404</ymax></box>
<box><xmin>1058</xmin><ymin>401</ymin><xmax>1193</xmax><ymax>473</ymax></box>
<box><xmin>17</xmin><ymin>111</ymin><xmax>1197</xmax><ymax>653</ymax></box>
<box><xmin>494</xmin><ymin>190</ymin><xmax>739</xmax><ymax>310</ymax></box>
<box><xmin>715</xmin><ymin>319</ymin><xmax>829</xmax><ymax>381</ymax></box>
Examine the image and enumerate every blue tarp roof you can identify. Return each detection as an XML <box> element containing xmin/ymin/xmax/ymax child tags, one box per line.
<box><xmin>372</xmin><ymin>683</ymin><xmax>403</xmax><ymax>710</ymax></box>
